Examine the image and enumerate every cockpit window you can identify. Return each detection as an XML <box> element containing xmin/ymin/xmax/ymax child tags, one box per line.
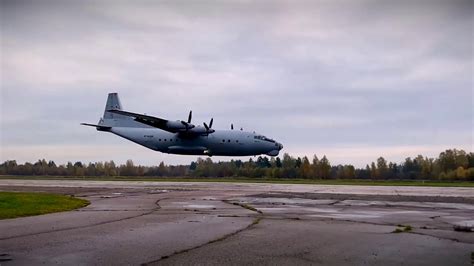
<box><xmin>254</xmin><ymin>135</ymin><xmax>275</xmax><ymax>143</ymax></box>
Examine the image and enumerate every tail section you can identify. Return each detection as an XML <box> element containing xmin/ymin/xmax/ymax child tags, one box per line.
<box><xmin>99</xmin><ymin>93</ymin><xmax>147</xmax><ymax>128</ymax></box>
<box><xmin>103</xmin><ymin>92</ymin><xmax>124</xmax><ymax>119</ymax></box>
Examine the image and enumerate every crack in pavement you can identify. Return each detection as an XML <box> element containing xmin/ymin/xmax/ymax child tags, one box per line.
<box><xmin>141</xmin><ymin>200</ymin><xmax>263</xmax><ymax>265</ymax></box>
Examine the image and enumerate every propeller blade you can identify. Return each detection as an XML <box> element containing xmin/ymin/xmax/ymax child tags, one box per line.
<box><xmin>209</xmin><ymin>118</ymin><xmax>213</xmax><ymax>128</ymax></box>
<box><xmin>188</xmin><ymin>111</ymin><xmax>192</xmax><ymax>123</ymax></box>
<box><xmin>203</xmin><ymin>122</ymin><xmax>209</xmax><ymax>130</ymax></box>
<box><xmin>231</xmin><ymin>124</ymin><xmax>234</xmax><ymax>130</ymax></box>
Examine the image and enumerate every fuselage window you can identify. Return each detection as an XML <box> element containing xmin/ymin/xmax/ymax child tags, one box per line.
<box><xmin>222</xmin><ymin>139</ymin><xmax>225</xmax><ymax>143</ymax></box>
<box><xmin>159</xmin><ymin>139</ymin><xmax>161</xmax><ymax>141</ymax></box>
<box><xmin>236</xmin><ymin>140</ymin><xmax>239</xmax><ymax>143</ymax></box>
<box><xmin>228</xmin><ymin>139</ymin><xmax>231</xmax><ymax>142</ymax></box>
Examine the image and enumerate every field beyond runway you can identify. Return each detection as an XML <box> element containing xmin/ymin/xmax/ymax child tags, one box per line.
<box><xmin>0</xmin><ymin>179</ymin><xmax>473</xmax><ymax>265</ymax></box>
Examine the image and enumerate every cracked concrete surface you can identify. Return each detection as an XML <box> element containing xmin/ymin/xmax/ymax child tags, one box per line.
<box><xmin>0</xmin><ymin>179</ymin><xmax>473</xmax><ymax>265</ymax></box>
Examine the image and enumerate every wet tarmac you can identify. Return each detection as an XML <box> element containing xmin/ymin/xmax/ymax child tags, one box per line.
<box><xmin>0</xmin><ymin>179</ymin><xmax>473</xmax><ymax>265</ymax></box>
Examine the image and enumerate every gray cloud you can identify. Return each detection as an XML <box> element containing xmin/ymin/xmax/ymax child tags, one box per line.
<box><xmin>1</xmin><ymin>0</ymin><xmax>472</xmax><ymax>167</ymax></box>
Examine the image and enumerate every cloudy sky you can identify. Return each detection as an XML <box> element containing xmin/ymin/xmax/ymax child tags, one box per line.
<box><xmin>1</xmin><ymin>0</ymin><xmax>472</xmax><ymax>167</ymax></box>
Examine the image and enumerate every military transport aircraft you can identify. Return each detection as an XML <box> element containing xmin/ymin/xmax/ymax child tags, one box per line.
<box><xmin>82</xmin><ymin>93</ymin><xmax>283</xmax><ymax>157</ymax></box>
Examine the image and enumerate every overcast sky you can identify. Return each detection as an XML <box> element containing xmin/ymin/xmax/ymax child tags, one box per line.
<box><xmin>1</xmin><ymin>0</ymin><xmax>472</xmax><ymax>167</ymax></box>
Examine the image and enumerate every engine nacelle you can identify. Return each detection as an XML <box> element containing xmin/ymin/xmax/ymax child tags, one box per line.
<box><xmin>166</xmin><ymin>120</ymin><xmax>193</xmax><ymax>131</ymax></box>
<box><xmin>188</xmin><ymin>126</ymin><xmax>214</xmax><ymax>134</ymax></box>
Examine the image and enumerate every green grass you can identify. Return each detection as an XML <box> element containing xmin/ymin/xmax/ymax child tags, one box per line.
<box><xmin>0</xmin><ymin>192</ymin><xmax>89</xmax><ymax>219</ymax></box>
<box><xmin>392</xmin><ymin>224</ymin><xmax>413</xmax><ymax>233</ymax></box>
<box><xmin>0</xmin><ymin>175</ymin><xmax>473</xmax><ymax>187</ymax></box>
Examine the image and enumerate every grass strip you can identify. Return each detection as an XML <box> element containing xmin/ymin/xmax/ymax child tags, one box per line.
<box><xmin>1</xmin><ymin>176</ymin><xmax>473</xmax><ymax>187</ymax></box>
<box><xmin>0</xmin><ymin>192</ymin><xmax>89</xmax><ymax>219</ymax></box>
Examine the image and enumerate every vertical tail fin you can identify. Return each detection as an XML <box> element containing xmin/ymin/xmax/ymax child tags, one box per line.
<box><xmin>103</xmin><ymin>92</ymin><xmax>123</xmax><ymax>119</ymax></box>
<box><xmin>100</xmin><ymin>93</ymin><xmax>145</xmax><ymax>128</ymax></box>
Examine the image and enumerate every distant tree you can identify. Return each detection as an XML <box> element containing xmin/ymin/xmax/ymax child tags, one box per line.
<box><xmin>295</xmin><ymin>157</ymin><xmax>302</xmax><ymax>168</ymax></box>
<box><xmin>467</xmin><ymin>152</ymin><xmax>474</xmax><ymax>168</ymax></box>
<box><xmin>319</xmin><ymin>156</ymin><xmax>331</xmax><ymax>179</ymax></box>
<box><xmin>275</xmin><ymin>157</ymin><xmax>282</xmax><ymax>168</ymax></box>
<box><xmin>455</xmin><ymin>150</ymin><xmax>469</xmax><ymax>169</ymax></box>
<box><xmin>73</xmin><ymin>161</ymin><xmax>85</xmax><ymax>176</ymax></box>
<box><xmin>256</xmin><ymin>156</ymin><xmax>271</xmax><ymax>168</ymax></box>
<box><xmin>282</xmin><ymin>153</ymin><xmax>294</xmax><ymax>168</ymax></box>
<box><xmin>86</xmin><ymin>163</ymin><xmax>97</xmax><ymax>176</ymax></box>
<box><xmin>300</xmin><ymin>156</ymin><xmax>311</xmax><ymax>178</ymax></box>
<box><xmin>312</xmin><ymin>155</ymin><xmax>320</xmax><ymax>178</ymax></box>
<box><xmin>1</xmin><ymin>148</ymin><xmax>471</xmax><ymax>180</ymax></box>
<box><xmin>157</xmin><ymin>162</ymin><xmax>167</xmax><ymax>176</ymax></box>
<box><xmin>402</xmin><ymin>157</ymin><xmax>416</xmax><ymax>179</ymax></box>
<box><xmin>281</xmin><ymin>153</ymin><xmax>297</xmax><ymax>178</ymax></box>
<box><xmin>370</xmin><ymin>162</ymin><xmax>377</xmax><ymax>179</ymax></box>
<box><xmin>388</xmin><ymin>162</ymin><xmax>398</xmax><ymax>178</ymax></box>
<box><xmin>376</xmin><ymin>157</ymin><xmax>388</xmax><ymax>179</ymax></box>
<box><xmin>438</xmin><ymin>150</ymin><xmax>456</xmax><ymax>172</ymax></box>
<box><xmin>335</xmin><ymin>165</ymin><xmax>344</xmax><ymax>179</ymax></box>
<box><xmin>420</xmin><ymin>157</ymin><xmax>433</xmax><ymax>179</ymax></box>
<box><xmin>343</xmin><ymin>165</ymin><xmax>355</xmax><ymax>179</ymax></box>
<box><xmin>104</xmin><ymin>160</ymin><xmax>117</xmax><ymax>176</ymax></box>
<box><xmin>189</xmin><ymin>161</ymin><xmax>197</xmax><ymax>171</ymax></box>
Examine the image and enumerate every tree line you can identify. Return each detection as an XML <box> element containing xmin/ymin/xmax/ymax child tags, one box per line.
<box><xmin>1</xmin><ymin>149</ymin><xmax>473</xmax><ymax>180</ymax></box>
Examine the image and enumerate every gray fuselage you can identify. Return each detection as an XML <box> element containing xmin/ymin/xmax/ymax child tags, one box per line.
<box><xmin>84</xmin><ymin>93</ymin><xmax>283</xmax><ymax>157</ymax></box>
<box><xmin>110</xmin><ymin>127</ymin><xmax>283</xmax><ymax>156</ymax></box>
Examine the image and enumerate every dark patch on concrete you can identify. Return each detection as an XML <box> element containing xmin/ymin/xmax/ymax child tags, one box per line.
<box><xmin>0</xmin><ymin>253</ymin><xmax>12</xmax><ymax>262</ymax></box>
<box><xmin>454</xmin><ymin>224</ymin><xmax>473</xmax><ymax>232</ymax></box>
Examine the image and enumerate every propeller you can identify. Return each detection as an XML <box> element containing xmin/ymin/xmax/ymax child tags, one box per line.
<box><xmin>180</xmin><ymin>110</ymin><xmax>194</xmax><ymax>130</ymax></box>
<box><xmin>231</xmin><ymin>124</ymin><xmax>234</xmax><ymax>130</ymax></box>
<box><xmin>203</xmin><ymin>118</ymin><xmax>214</xmax><ymax>133</ymax></box>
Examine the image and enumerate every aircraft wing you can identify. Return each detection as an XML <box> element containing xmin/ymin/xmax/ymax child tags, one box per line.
<box><xmin>107</xmin><ymin>109</ymin><xmax>177</xmax><ymax>132</ymax></box>
<box><xmin>107</xmin><ymin>109</ymin><xmax>214</xmax><ymax>135</ymax></box>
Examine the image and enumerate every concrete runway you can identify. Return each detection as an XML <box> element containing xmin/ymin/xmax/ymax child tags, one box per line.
<box><xmin>0</xmin><ymin>180</ymin><xmax>473</xmax><ymax>265</ymax></box>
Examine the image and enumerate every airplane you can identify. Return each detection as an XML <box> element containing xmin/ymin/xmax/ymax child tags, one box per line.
<box><xmin>82</xmin><ymin>93</ymin><xmax>283</xmax><ymax>157</ymax></box>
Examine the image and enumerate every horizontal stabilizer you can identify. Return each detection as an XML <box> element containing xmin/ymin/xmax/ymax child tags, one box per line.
<box><xmin>80</xmin><ymin>123</ymin><xmax>112</xmax><ymax>131</ymax></box>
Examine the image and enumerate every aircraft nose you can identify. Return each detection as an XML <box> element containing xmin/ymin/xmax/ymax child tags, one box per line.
<box><xmin>278</xmin><ymin>143</ymin><xmax>283</xmax><ymax>150</ymax></box>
